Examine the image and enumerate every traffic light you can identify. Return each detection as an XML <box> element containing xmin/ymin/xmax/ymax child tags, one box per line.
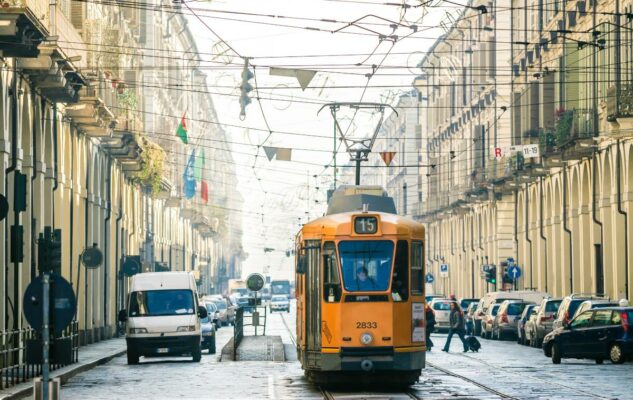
<box><xmin>239</xmin><ymin>58</ymin><xmax>254</xmax><ymax>120</ymax></box>
<box><xmin>486</xmin><ymin>265</ymin><xmax>497</xmax><ymax>284</ymax></box>
<box><xmin>50</xmin><ymin>229</ymin><xmax>62</xmax><ymax>274</ymax></box>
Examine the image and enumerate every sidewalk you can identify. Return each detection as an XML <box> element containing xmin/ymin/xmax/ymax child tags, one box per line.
<box><xmin>0</xmin><ymin>338</ymin><xmax>126</xmax><ymax>400</ymax></box>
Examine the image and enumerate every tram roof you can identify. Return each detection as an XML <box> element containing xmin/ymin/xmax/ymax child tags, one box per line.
<box><xmin>300</xmin><ymin>211</ymin><xmax>425</xmax><ymax>238</ymax></box>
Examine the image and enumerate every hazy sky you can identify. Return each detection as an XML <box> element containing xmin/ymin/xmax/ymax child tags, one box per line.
<box><xmin>185</xmin><ymin>0</ymin><xmax>453</xmax><ymax>279</ymax></box>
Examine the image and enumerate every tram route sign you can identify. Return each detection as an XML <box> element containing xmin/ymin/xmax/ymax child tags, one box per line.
<box><xmin>246</xmin><ymin>273</ymin><xmax>265</xmax><ymax>292</ymax></box>
<box><xmin>439</xmin><ymin>264</ymin><xmax>449</xmax><ymax>278</ymax></box>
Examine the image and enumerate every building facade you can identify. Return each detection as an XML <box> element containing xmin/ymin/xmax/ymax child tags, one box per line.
<box><xmin>413</xmin><ymin>0</ymin><xmax>633</xmax><ymax>302</ymax></box>
<box><xmin>0</xmin><ymin>0</ymin><xmax>243</xmax><ymax>362</ymax></box>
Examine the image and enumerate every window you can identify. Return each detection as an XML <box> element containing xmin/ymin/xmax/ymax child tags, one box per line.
<box><xmin>490</xmin><ymin>305</ymin><xmax>500</xmax><ymax>316</ymax></box>
<box><xmin>507</xmin><ymin>303</ymin><xmax>527</xmax><ymax>315</ymax></box>
<box><xmin>570</xmin><ymin>311</ymin><xmax>592</xmax><ymax>329</ymax></box>
<box><xmin>323</xmin><ymin>242</ymin><xmax>341</xmax><ymax>302</ymax></box>
<box><xmin>433</xmin><ymin>301</ymin><xmax>452</xmax><ymax>311</ymax></box>
<box><xmin>592</xmin><ymin>310</ymin><xmax>613</xmax><ymax>327</ymax></box>
<box><xmin>411</xmin><ymin>241</ymin><xmax>424</xmax><ymax>296</ymax></box>
<box><xmin>338</xmin><ymin>241</ymin><xmax>393</xmax><ymax>292</ymax></box>
<box><xmin>391</xmin><ymin>240</ymin><xmax>409</xmax><ymax>302</ymax></box>
<box><xmin>129</xmin><ymin>290</ymin><xmax>195</xmax><ymax>317</ymax></box>
<box><xmin>545</xmin><ymin>300</ymin><xmax>561</xmax><ymax>313</ymax></box>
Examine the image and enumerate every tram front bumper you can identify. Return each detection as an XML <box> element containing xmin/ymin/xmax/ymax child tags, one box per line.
<box><xmin>319</xmin><ymin>349</ymin><xmax>425</xmax><ymax>372</ymax></box>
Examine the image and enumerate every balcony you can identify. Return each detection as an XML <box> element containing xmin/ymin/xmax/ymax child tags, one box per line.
<box><xmin>101</xmin><ymin>132</ymin><xmax>143</xmax><ymax>178</ymax></box>
<box><xmin>607</xmin><ymin>85</ymin><xmax>633</xmax><ymax>133</ymax></box>
<box><xmin>0</xmin><ymin>0</ymin><xmax>49</xmax><ymax>57</ymax></box>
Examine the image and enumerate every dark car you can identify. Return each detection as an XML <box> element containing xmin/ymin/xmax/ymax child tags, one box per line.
<box><xmin>517</xmin><ymin>304</ymin><xmax>538</xmax><ymax>345</ymax></box>
<box><xmin>543</xmin><ymin>307</ymin><xmax>633</xmax><ymax>364</ymax></box>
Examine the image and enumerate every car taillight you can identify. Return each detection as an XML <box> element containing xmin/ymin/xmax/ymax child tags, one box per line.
<box><xmin>564</xmin><ymin>311</ymin><xmax>569</xmax><ymax>323</ymax></box>
<box><xmin>622</xmin><ymin>312</ymin><xmax>629</xmax><ymax>333</ymax></box>
<box><xmin>540</xmin><ymin>315</ymin><xmax>552</xmax><ymax>323</ymax></box>
<box><xmin>501</xmin><ymin>313</ymin><xmax>508</xmax><ymax>323</ymax></box>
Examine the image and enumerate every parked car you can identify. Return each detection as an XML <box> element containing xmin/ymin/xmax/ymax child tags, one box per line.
<box><xmin>524</xmin><ymin>306</ymin><xmax>540</xmax><ymax>346</ymax></box>
<box><xmin>200</xmin><ymin>316</ymin><xmax>216</xmax><ymax>354</ymax></box>
<box><xmin>204</xmin><ymin>302</ymin><xmax>221</xmax><ymax>329</ymax></box>
<box><xmin>571</xmin><ymin>299</ymin><xmax>619</xmax><ymax>320</ymax></box>
<box><xmin>459</xmin><ymin>298</ymin><xmax>479</xmax><ymax>312</ymax></box>
<box><xmin>465</xmin><ymin>302</ymin><xmax>478</xmax><ymax>335</ymax></box>
<box><xmin>270</xmin><ymin>295</ymin><xmax>290</xmax><ymax>312</ymax></box>
<box><xmin>492</xmin><ymin>300</ymin><xmax>533</xmax><ymax>340</ymax></box>
<box><xmin>430</xmin><ymin>298</ymin><xmax>458</xmax><ymax>332</ymax></box>
<box><xmin>481</xmin><ymin>303</ymin><xmax>501</xmax><ymax>339</ymax></box>
<box><xmin>473</xmin><ymin>291</ymin><xmax>547</xmax><ymax>336</ymax></box>
<box><xmin>543</xmin><ymin>307</ymin><xmax>633</xmax><ymax>364</ymax></box>
<box><xmin>212</xmin><ymin>298</ymin><xmax>230</xmax><ymax>326</ymax></box>
<box><xmin>517</xmin><ymin>304</ymin><xmax>538</xmax><ymax>345</ymax></box>
<box><xmin>530</xmin><ymin>298</ymin><xmax>562</xmax><ymax>347</ymax></box>
<box><xmin>426</xmin><ymin>294</ymin><xmax>446</xmax><ymax>303</ymax></box>
<box><xmin>554</xmin><ymin>294</ymin><xmax>609</xmax><ymax>331</ymax></box>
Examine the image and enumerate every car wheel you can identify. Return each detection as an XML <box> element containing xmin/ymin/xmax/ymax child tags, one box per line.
<box><xmin>517</xmin><ymin>333</ymin><xmax>522</xmax><ymax>344</ymax></box>
<box><xmin>609</xmin><ymin>344</ymin><xmax>625</xmax><ymax>364</ymax></box>
<box><xmin>192</xmin><ymin>343</ymin><xmax>202</xmax><ymax>362</ymax></box>
<box><xmin>544</xmin><ymin>343</ymin><xmax>552</xmax><ymax>357</ymax></box>
<box><xmin>595</xmin><ymin>358</ymin><xmax>604</xmax><ymax>364</ymax></box>
<box><xmin>209</xmin><ymin>338</ymin><xmax>216</xmax><ymax>355</ymax></box>
<box><xmin>127</xmin><ymin>349</ymin><xmax>139</xmax><ymax>365</ymax></box>
<box><xmin>551</xmin><ymin>343</ymin><xmax>561</xmax><ymax>364</ymax></box>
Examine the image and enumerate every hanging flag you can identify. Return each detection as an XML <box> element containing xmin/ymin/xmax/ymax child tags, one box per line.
<box><xmin>194</xmin><ymin>148</ymin><xmax>204</xmax><ymax>181</ymax></box>
<box><xmin>201</xmin><ymin>180</ymin><xmax>209</xmax><ymax>203</ymax></box>
<box><xmin>276</xmin><ymin>147</ymin><xmax>292</xmax><ymax>161</ymax></box>
<box><xmin>176</xmin><ymin>112</ymin><xmax>188</xmax><ymax>144</ymax></box>
<box><xmin>183</xmin><ymin>150</ymin><xmax>196</xmax><ymax>199</ymax></box>
<box><xmin>263</xmin><ymin>146</ymin><xmax>277</xmax><ymax>161</ymax></box>
<box><xmin>380</xmin><ymin>151</ymin><xmax>396</xmax><ymax>166</ymax></box>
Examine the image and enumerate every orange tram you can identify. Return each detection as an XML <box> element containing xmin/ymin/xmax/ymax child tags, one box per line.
<box><xmin>295</xmin><ymin>186</ymin><xmax>427</xmax><ymax>386</ymax></box>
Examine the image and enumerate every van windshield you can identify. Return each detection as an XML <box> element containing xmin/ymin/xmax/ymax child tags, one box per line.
<box><xmin>129</xmin><ymin>290</ymin><xmax>195</xmax><ymax>317</ymax></box>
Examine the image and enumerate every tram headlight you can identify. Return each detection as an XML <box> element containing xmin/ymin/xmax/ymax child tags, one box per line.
<box><xmin>360</xmin><ymin>332</ymin><xmax>373</xmax><ymax>345</ymax></box>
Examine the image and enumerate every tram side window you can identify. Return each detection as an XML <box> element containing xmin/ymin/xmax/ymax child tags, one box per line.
<box><xmin>411</xmin><ymin>241</ymin><xmax>424</xmax><ymax>296</ymax></box>
<box><xmin>323</xmin><ymin>242</ymin><xmax>342</xmax><ymax>302</ymax></box>
<box><xmin>391</xmin><ymin>240</ymin><xmax>409</xmax><ymax>302</ymax></box>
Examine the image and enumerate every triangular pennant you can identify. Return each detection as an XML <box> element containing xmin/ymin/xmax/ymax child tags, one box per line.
<box><xmin>176</xmin><ymin>112</ymin><xmax>188</xmax><ymax>144</ymax></box>
<box><xmin>276</xmin><ymin>147</ymin><xmax>292</xmax><ymax>161</ymax></box>
<box><xmin>380</xmin><ymin>151</ymin><xmax>396</xmax><ymax>166</ymax></box>
<box><xmin>263</xmin><ymin>146</ymin><xmax>277</xmax><ymax>161</ymax></box>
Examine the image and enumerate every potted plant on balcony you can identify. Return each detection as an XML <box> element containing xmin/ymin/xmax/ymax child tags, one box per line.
<box><xmin>134</xmin><ymin>139</ymin><xmax>166</xmax><ymax>194</ymax></box>
<box><xmin>554</xmin><ymin>107</ymin><xmax>574</xmax><ymax>146</ymax></box>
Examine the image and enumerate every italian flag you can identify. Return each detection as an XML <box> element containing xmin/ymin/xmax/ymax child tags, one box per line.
<box><xmin>176</xmin><ymin>113</ymin><xmax>188</xmax><ymax>144</ymax></box>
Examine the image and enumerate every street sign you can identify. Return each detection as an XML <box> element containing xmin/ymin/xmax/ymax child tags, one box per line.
<box><xmin>508</xmin><ymin>265</ymin><xmax>522</xmax><ymax>280</ymax></box>
<box><xmin>439</xmin><ymin>264</ymin><xmax>449</xmax><ymax>278</ymax></box>
<box><xmin>81</xmin><ymin>246</ymin><xmax>103</xmax><ymax>269</ymax></box>
<box><xmin>122</xmin><ymin>257</ymin><xmax>141</xmax><ymax>276</ymax></box>
<box><xmin>492</xmin><ymin>144</ymin><xmax>540</xmax><ymax>159</ymax></box>
<box><xmin>521</xmin><ymin>144</ymin><xmax>540</xmax><ymax>159</ymax></box>
<box><xmin>425</xmin><ymin>273</ymin><xmax>434</xmax><ymax>284</ymax></box>
<box><xmin>246</xmin><ymin>273</ymin><xmax>265</xmax><ymax>292</ymax></box>
<box><xmin>23</xmin><ymin>274</ymin><xmax>76</xmax><ymax>334</ymax></box>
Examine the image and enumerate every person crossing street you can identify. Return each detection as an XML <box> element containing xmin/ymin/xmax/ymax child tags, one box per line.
<box><xmin>442</xmin><ymin>302</ymin><xmax>469</xmax><ymax>353</ymax></box>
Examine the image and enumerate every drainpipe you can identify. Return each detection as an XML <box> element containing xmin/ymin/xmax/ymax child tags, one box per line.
<box><xmin>52</xmin><ymin>104</ymin><xmax>58</xmax><ymax>223</ymax></box>
<box><xmin>5</xmin><ymin>60</ymin><xmax>19</xmax><ymax>329</ymax></box>
<box><xmin>115</xmin><ymin>173</ymin><xmax>123</xmax><ymax>335</ymax></box>
<box><xmin>525</xmin><ymin>183</ymin><xmax>533</xmax><ymax>288</ymax></box>
<box><xmin>84</xmin><ymin>139</ymin><xmax>90</xmax><ymax>341</ymax></box>
<box><xmin>69</xmin><ymin>128</ymin><xmax>74</xmax><ymax>287</ymax></box>
<box><xmin>592</xmin><ymin>151</ymin><xmax>604</xmax><ymax>292</ymax></box>
<box><xmin>616</xmin><ymin>140</ymin><xmax>629</xmax><ymax>300</ymax></box>
<box><xmin>563</xmin><ymin>166</ymin><xmax>573</xmax><ymax>293</ymax></box>
<box><xmin>30</xmin><ymin>90</ymin><xmax>38</xmax><ymax>280</ymax></box>
<box><xmin>540</xmin><ymin>177</ymin><xmax>548</xmax><ymax>293</ymax></box>
<box><xmin>104</xmin><ymin>155</ymin><xmax>111</xmax><ymax>335</ymax></box>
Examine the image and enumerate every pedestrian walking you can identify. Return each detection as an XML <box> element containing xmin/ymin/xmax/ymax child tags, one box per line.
<box><xmin>442</xmin><ymin>302</ymin><xmax>469</xmax><ymax>353</ymax></box>
<box><xmin>425</xmin><ymin>304</ymin><xmax>436</xmax><ymax>350</ymax></box>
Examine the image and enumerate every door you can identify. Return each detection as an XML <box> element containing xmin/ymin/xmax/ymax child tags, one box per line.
<box><xmin>590</xmin><ymin>310</ymin><xmax>614</xmax><ymax>356</ymax></box>
<box><xmin>563</xmin><ymin>311</ymin><xmax>593</xmax><ymax>356</ymax></box>
<box><xmin>304</xmin><ymin>240</ymin><xmax>321</xmax><ymax>356</ymax></box>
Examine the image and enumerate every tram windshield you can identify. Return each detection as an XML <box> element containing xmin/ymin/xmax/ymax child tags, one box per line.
<box><xmin>338</xmin><ymin>240</ymin><xmax>394</xmax><ymax>292</ymax></box>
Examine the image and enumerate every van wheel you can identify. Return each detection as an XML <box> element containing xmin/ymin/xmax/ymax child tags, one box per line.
<box><xmin>127</xmin><ymin>350</ymin><xmax>139</xmax><ymax>365</ymax></box>
<box><xmin>192</xmin><ymin>343</ymin><xmax>202</xmax><ymax>362</ymax></box>
<box><xmin>609</xmin><ymin>344</ymin><xmax>625</xmax><ymax>364</ymax></box>
<box><xmin>551</xmin><ymin>343</ymin><xmax>562</xmax><ymax>364</ymax></box>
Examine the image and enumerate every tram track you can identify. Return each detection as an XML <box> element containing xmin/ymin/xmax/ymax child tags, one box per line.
<box><xmin>426</xmin><ymin>361</ymin><xmax>517</xmax><ymax>399</ymax></box>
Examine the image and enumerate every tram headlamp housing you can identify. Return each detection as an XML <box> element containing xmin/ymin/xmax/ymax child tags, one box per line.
<box><xmin>360</xmin><ymin>332</ymin><xmax>373</xmax><ymax>345</ymax></box>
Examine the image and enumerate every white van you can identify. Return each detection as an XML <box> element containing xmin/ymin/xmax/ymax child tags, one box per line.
<box><xmin>474</xmin><ymin>290</ymin><xmax>549</xmax><ymax>335</ymax></box>
<box><xmin>118</xmin><ymin>272</ymin><xmax>208</xmax><ymax>364</ymax></box>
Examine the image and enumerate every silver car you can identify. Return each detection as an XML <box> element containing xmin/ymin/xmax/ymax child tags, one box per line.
<box><xmin>491</xmin><ymin>300</ymin><xmax>533</xmax><ymax>340</ymax></box>
<box><xmin>481</xmin><ymin>303</ymin><xmax>501</xmax><ymax>339</ymax></box>
<box><xmin>530</xmin><ymin>298</ymin><xmax>562</xmax><ymax>347</ymax></box>
<box><xmin>430</xmin><ymin>299</ymin><xmax>457</xmax><ymax>332</ymax></box>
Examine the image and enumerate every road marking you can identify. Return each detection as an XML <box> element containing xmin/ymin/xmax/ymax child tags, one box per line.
<box><xmin>268</xmin><ymin>374</ymin><xmax>276</xmax><ymax>399</ymax></box>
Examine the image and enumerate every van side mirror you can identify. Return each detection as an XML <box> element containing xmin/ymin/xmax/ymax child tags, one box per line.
<box><xmin>118</xmin><ymin>309</ymin><xmax>127</xmax><ymax>322</ymax></box>
<box><xmin>198</xmin><ymin>306</ymin><xmax>208</xmax><ymax>319</ymax></box>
